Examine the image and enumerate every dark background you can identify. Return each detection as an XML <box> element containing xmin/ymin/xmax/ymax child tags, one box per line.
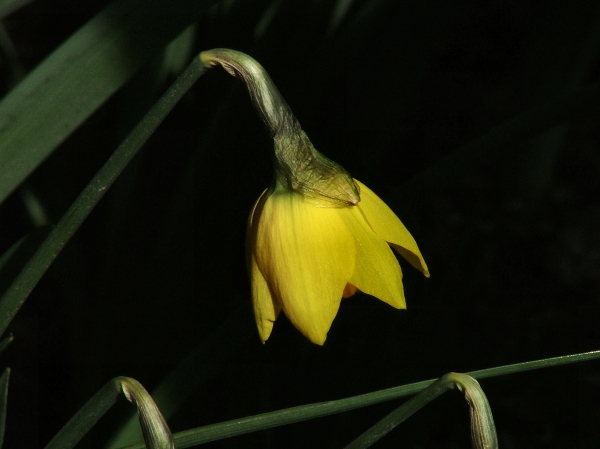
<box><xmin>1</xmin><ymin>0</ymin><xmax>600</xmax><ymax>447</ymax></box>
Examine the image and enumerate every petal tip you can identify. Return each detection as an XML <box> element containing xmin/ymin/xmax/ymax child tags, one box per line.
<box><xmin>308</xmin><ymin>333</ymin><xmax>327</xmax><ymax>346</ymax></box>
<box><xmin>257</xmin><ymin>319</ymin><xmax>275</xmax><ymax>343</ymax></box>
<box><xmin>297</xmin><ymin>322</ymin><xmax>329</xmax><ymax>345</ymax></box>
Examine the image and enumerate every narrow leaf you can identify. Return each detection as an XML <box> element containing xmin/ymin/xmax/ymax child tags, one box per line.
<box><xmin>0</xmin><ymin>368</ymin><xmax>9</xmax><ymax>449</ymax></box>
<box><xmin>106</xmin><ymin>306</ymin><xmax>254</xmax><ymax>448</ymax></box>
<box><xmin>0</xmin><ymin>0</ymin><xmax>36</xmax><ymax>19</ymax></box>
<box><xmin>0</xmin><ymin>335</ymin><xmax>13</xmax><ymax>356</ymax></box>
<box><xmin>0</xmin><ymin>0</ymin><xmax>218</xmax><ymax>205</ymax></box>
<box><xmin>120</xmin><ymin>349</ymin><xmax>600</xmax><ymax>448</ymax></box>
<box><xmin>0</xmin><ymin>57</ymin><xmax>207</xmax><ymax>337</ymax></box>
<box><xmin>343</xmin><ymin>373</ymin><xmax>497</xmax><ymax>449</ymax></box>
<box><xmin>45</xmin><ymin>377</ymin><xmax>171</xmax><ymax>449</ymax></box>
<box><xmin>119</xmin><ymin>378</ymin><xmax>174</xmax><ymax>449</ymax></box>
<box><xmin>44</xmin><ymin>380</ymin><xmax>120</xmax><ymax>449</ymax></box>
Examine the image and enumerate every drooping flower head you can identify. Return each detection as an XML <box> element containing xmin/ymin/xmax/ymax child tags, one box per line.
<box><xmin>200</xmin><ymin>49</ymin><xmax>429</xmax><ymax>345</ymax></box>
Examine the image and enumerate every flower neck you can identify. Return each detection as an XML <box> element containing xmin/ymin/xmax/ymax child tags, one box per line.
<box><xmin>200</xmin><ymin>48</ymin><xmax>360</xmax><ymax>207</ymax></box>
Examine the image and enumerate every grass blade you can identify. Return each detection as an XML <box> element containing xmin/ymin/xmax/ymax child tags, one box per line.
<box><xmin>105</xmin><ymin>306</ymin><xmax>254</xmax><ymax>448</ymax></box>
<box><xmin>0</xmin><ymin>368</ymin><xmax>8</xmax><ymax>449</ymax></box>
<box><xmin>343</xmin><ymin>373</ymin><xmax>497</xmax><ymax>449</ymax></box>
<box><xmin>0</xmin><ymin>0</ymin><xmax>218</xmax><ymax>205</ymax></box>
<box><xmin>0</xmin><ymin>57</ymin><xmax>207</xmax><ymax>337</ymax></box>
<box><xmin>0</xmin><ymin>0</ymin><xmax>36</xmax><ymax>19</ymax></box>
<box><xmin>120</xmin><ymin>349</ymin><xmax>600</xmax><ymax>448</ymax></box>
<box><xmin>45</xmin><ymin>377</ymin><xmax>172</xmax><ymax>449</ymax></box>
<box><xmin>0</xmin><ymin>335</ymin><xmax>13</xmax><ymax>356</ymax></box>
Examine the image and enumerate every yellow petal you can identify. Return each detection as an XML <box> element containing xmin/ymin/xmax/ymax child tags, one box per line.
<box><xmin>249</xmin><ymin>252</ymin><xmax>280</xmax><ymax>342</ymax></box>
<box><xmin>246</xmin><ymin>188</ymin><xmax>269</xmax><ymax>270</ymax></box>
<box><xmin>355</xmin><ymin>180</ymin><xmax>429</xmax><ymax>277</ymax></box>
<box><xmin>340</xmin><ymin>207</ymin><xmax>406</xmax><ymax>309</ymax></box>
<box><xmin>252</xmin><ymin>188</ymin><xmax>354</xmax><ymax>344</ymax></box>
<box><xmin>247</xmin><ymin>189</ymin><xmax>281</xmax><ymax>342</ymax></box>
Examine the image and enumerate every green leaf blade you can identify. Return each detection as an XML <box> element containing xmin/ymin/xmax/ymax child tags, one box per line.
<box><xmin>0</xmin><ymin>0</ymin><xmax>218</xmax><ymax>205</ymax></box>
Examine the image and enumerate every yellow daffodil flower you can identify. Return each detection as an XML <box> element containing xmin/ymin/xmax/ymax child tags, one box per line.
<box><xmin>201</xmin><ymin>49</ymin><xmax>429</xmax><ymax>345</ymax></box>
